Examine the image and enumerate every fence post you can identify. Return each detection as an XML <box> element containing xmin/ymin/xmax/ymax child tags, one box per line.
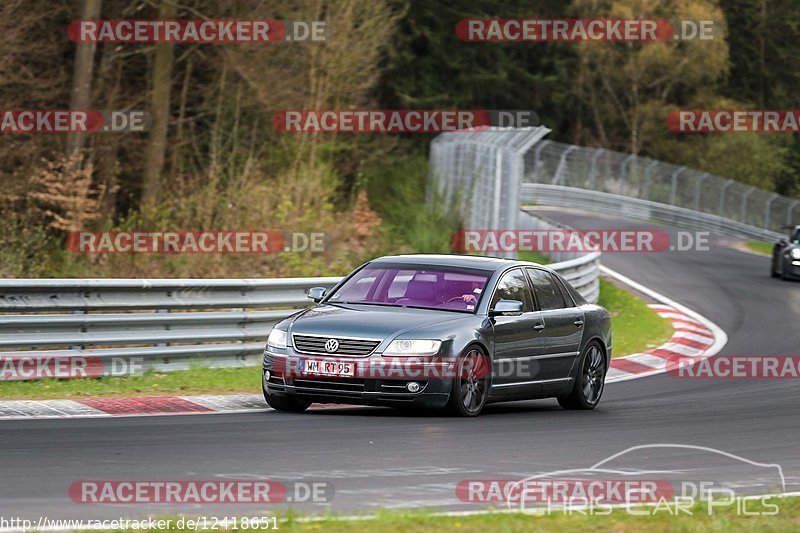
<box><xmin>740</xmin><ymin>187</ymin><xmax>755</xmax><ymax>224</ymax></box>
<box><xmin>642</xmin><ymin>159</ymin><xmax>658</xmax><ymax>200</ymax></box>
<box><xmin>554</xmin><ymin>145</ymin><xmax>576</xmax><ymax>186</ymax></box>
<box><xmin>492</xmin><ymin>148</ymin><xmax>503</xmax><ymax>228</ymax></box>
<box><xmin>764</xmin><ymin>193</ymin><xmax>779</xmax><ymax>230</ymax></box>
<box><xmin>530</xmin><ymin>140</ymin><xmax>550</xmax><ymax>183</ymax></box>
<box><xmin>788</xmin><ymin>200</ymin><xmax>800</xmax><ymax>226</ymax></box>
<box><xmin>719</xmin><ymin>179</ymin><xmax>734</xmax><ymax>216</ymax></box>
<box><xmin>590</xmin><ymin>149</ymin><xmax>603</xmax><ymax>189</ymax></box>
<box><xmin>620</xmin><ymin>154</ymin><xmax>635</xmax><ymax>195</ymax></box>
<box><xmin>694</xmin><ymin>172</ymin><xmax>709</xmax><ymax>212</ymax></box>
<box><xmin>670</xmin><ymin>166</ymin><xmax>686</xmax><ymax>206</ymax></box>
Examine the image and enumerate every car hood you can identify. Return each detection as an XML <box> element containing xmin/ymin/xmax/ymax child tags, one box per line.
<box><xmin>287</xmin><ymin>303</ymin><xmax>471</xmax><ymax>342</ymax></box>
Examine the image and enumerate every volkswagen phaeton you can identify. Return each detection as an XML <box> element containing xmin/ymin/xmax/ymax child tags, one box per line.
<box><xmin>262</xmin><ymin>254</ymin><xmax>611</xmax><ymax>416</ymax></box>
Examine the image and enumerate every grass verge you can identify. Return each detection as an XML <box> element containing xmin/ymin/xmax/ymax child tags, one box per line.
<box><xmin>598</xmin><ymin>279</ymin><xmax>673</xmax><ymax>358</ymax></box>
<box><xmin>746</xmin><ymin>241</ymin><xmax>774</xmax><ymax>255</ymax></box>
<box><xmin>518</xmin><ymin>250</ymin><xmax>552</xmax><ymax>264</ymax></box>
<box><xmin>0</xmin><ymin>366</ymin><xmax>260</xmax><ymax>400</ymax></box>
<box><xmin>75</xmin><ymin>496</ymin><xmax>800</xmax><ymax>532</ymax></box>
<box><xmin>0</xmin><ymin>279</ymin><xmax>673</xmax><ymax>400</ymax></box>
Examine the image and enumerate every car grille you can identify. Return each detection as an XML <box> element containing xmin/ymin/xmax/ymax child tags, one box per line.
<box><xmin>292</xmin><ymin>334</ymin><xmax>380</xmax><ymax>357</ymax></box>
<box><xmin>293</xmin><ymin>378</ymin><xmax>366</xmax><ymax>393</ymax></box>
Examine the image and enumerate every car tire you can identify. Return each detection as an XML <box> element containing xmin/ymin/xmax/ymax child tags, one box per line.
<box><xmin>446</xmin><ymin>346</ymin><xmax>491</xmax><ymax>417</ymax></box>
<box><xmin>771</xmin><ymin>249</ymin><xmax>782</xmax><ymax>278</ymax></box>
<box><xmin>263</xmin><ymin>386</ymin><xmax>311</xmax><ymax>413</ymax></box>
<box><xmin>558</xmin><ymin>341</ymin><xmax>606</xmax><ymax>410</ymax></box>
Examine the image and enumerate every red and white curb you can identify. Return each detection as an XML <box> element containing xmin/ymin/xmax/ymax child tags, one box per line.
<box><xmin>607</xmin><ymin>304</ymin><xmax>717</xmax><ymax>382</ymax></box>
<box><xmin>602</xmin><ymin>265</ymin><xmax>727</xmax><ymax>383</ymax></box>
<box><xmin>0</xmin><ymin>394</ymin><xmax>371</xmax><ymax>420</ymax></box>
<box><xmin>0</xmin><ymin>266</ymin><xmax>726</xmax><ymax>420</ymax></box>
<box><xmin>0</xmin><ymin>394</ymin><xmax>266</xmax><ymax>420</ymax></box>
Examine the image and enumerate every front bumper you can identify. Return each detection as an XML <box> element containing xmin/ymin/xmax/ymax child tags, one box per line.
<box><xmin>262</xmin><ymin>351</ymin><xmax>452</xmax><ymax>409</ymax></box>
<box><xmin>781</xmin><ymin>258</ymin><xmax>800</xmax><ymax>279</ymax></box>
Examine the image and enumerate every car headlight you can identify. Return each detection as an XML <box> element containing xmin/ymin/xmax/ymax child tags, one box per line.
<box><xmin>384</xmin><ymin>339</ymin><xmax>442</xmax><ymax>356</ymax></box>
<box><xmin>790</xmin><ymin>248</ymin><xmax>800</xmax><ymax>260</ymax></box>
<box><xmin>267</xmin><ymin>328</ymin><xmax>288</xmax><ymax>349</ymax></box>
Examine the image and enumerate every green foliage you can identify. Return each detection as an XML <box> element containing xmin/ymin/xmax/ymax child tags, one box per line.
<box><xmin>598</xmin><ymin>279</ymin><xmax>673</xmax><ymax>357</ymax></box>
<box><xmin>365</xmin><ymin>150</ymin><xmax>461</xmax><ymax>254</ymax></box>
<box><xmin>0</xmin><ymin>366</ymin><xmax>260</xmax><ymax>400</ymax></box>
<box><xmin>376</xmin><ymin>0</ymin><xmax>575</xmax><ymax>141</ymax></box>
<box><xmin>0</xmin><ymin>211</ymin><xmax>56</xmax><ymax>277</ymax></box>
<box><xmin>746</xmin><ymin>241</ymin><xmax>773</xmax><ymax>255</ymax></box>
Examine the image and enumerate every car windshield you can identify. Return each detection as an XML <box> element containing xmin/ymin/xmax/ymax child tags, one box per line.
<box><xmin>326</xmin><ymin>263</ymin><xmax>492</xmax><ymax>313</ymax></box>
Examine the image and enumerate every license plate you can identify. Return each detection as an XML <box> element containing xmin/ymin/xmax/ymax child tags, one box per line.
<box><xmin>302</xmin><ymin>359</ymin><xmax>356</xmax><ymax>377</ymax></box>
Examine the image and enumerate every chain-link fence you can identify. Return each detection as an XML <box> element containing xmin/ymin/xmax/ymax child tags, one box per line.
<box><xmin>430</xmin><ymin>129</ymin><xmax>799</xmax><ymax>242</ymax></box>
<box><xmin>429</xmin><ymin>127</ymin><xmax>551</xmax><ymax>233</ymax></box>
<box><xmin>525</xmin><ymin>140</ymin><xmax>800</xmax><ymax>235</ymax></box>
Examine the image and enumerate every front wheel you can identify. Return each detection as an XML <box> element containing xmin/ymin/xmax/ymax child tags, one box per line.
<box><xmin>263</xmin><ymin>386</ymin><xmax>311</xmax><ymax>413</ymax></box>
<box><xmin>558</xmin><ymin>342</ymin><xmax>606</xmax><ymax>410</ymax></box>
<box><xmin>771</xmin><ymin>250</ymin><xmax>781</xmax><ymax>278</ymax></box>
<box><xmin>446</xmin><ymin>347</ymin><xmax>491</xmax><ymax>417</ymax></box>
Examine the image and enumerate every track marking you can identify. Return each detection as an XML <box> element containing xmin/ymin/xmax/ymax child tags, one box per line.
<box><xmin>604</xmin><ymin>265</ymin><xmax>727</xmax><ymax>383</ymax></box>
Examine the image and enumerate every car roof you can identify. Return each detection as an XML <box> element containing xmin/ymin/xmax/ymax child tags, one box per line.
<box><xmin>369</xmin><ymin>253</ymin><xmax>546</xmax><ymax>272</ymax></box>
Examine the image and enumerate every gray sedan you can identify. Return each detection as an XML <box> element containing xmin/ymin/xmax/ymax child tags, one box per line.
<box><xmin>262</xmin><ymin>254</ymin><xmax>612</xmax><ymax>416</ymax></box>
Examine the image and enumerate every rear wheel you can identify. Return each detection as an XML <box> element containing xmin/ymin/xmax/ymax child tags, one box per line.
<box><xmin>558</xmin><ymin>341</ymin><xmax>605</xmax><ymax>410</ymax></box>
<box><xmin>263</xmin><ymin>385</ymin><xmax>311</xmax><ymax>413</ymax></box>
<box><xmin>446</xmin><ymin>347</ymin><xmax>491</xmax><ymax>417</ymax></box>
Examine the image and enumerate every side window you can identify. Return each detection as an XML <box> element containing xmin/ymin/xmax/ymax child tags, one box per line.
<box><xmin>527</xmin><ymin>268</ymin><xmax>566</xmax><ymax>311</ymax></box>
<box><xmin>491</xmin><ymin>269</ymin><xmax>533</xmax><ymax>312</ymax></box>
<box><xmin>552</xmin><ymin>273</ymin><xmax>576</xmax><ymax>308</ymax></box>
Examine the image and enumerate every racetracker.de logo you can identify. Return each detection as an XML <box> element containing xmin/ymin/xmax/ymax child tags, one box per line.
<box><xmin>456</xmin><ymin>479</ymin><xmax>674</xmax><ymax>504</ymax></box>
<box><xmin>450</xmin><ymin>229</ymin><xmax>707</xmax><ymax>254</ymax></box>
<box><xmin>668</xmin><ymin>110</ymin><xmax>800</xmax><ymax>133</ymax></box>
<box><xmin>69</xmin><ymin>481</ymin><xmax>286</xmax><ymax>504</ymax></box>
<box><xmin>68</xmin><ymin>20</ymin><xmax>326</xmax><ymax>43</ymax></box>
<box><xmin>274</xmin><ymin>110</ymin><xmax>490</xmax><ymax>133</ymax></box>
<box><xmin>274</xmin><ymin>109</ymin><xmax>543</xmax><ymax>133</ymax></box>
<box><xmin>0</xmin><ymin>110</ymin><xmax>149</xmax><ymax>133</ymax></box>
<box><xmin>456</xmin><ymin>18</ymin><xmax>681</xmax><ymax>42</ymax></box>
<box><xmin>67</xmin><ymin>231</ymin><xmax>325</xmax><ymax>254</ymax></box>
<box><xmin>669</xmin><ymin>355</ymin><xmax>800</xmax><ymax>379</ymax></box>
<box><xmin>0</xmin><ymin>356</ymin><xmax>142</xmax><ymax>380</ymax></box>
<box><xmin>69</xmin><ymin>480</ymin><xmax>334</xmax><ymax>504</ymax></box>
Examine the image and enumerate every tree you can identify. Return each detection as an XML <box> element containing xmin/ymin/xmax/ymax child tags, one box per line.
<box><xmin>67</xmin><ymin>0</ymin><xmax>102</xmax><ymax>158</ymax></box>
<box><xmin>142</xmin><ymin>0</ymin><xmax>177</xmax><ymax>206</ymax></box>
<box><xmin>572</xmin><ymin>0</ymin><xmax>729</xmax><ymax>154</ymax></box>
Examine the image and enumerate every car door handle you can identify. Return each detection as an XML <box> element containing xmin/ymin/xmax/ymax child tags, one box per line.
<box><xmin>573</xmin><ymin>319</ymin><xmax>584</xmax><ymax>327</ymax></box>
<box><xmin>533</xmin><ymin>324</ymin><xmax>545</xmax><ymax>332</ymax></box>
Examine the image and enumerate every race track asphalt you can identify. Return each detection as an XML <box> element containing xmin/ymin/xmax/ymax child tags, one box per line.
<box><xmin>1</xmin><ymin>209</ymin><xmax>798</xmax><ymax>522</ymax></box>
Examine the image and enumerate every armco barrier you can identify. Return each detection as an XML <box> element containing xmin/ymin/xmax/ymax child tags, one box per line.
<box><xmin>0</xmin><ymin>244</ymin><xmax>599</xmax><ymax>379</ymax></box>
<box><xmin>522</xmin><ymin>184</ymin><xmax>784</xmax><ymax>242</ymax></box>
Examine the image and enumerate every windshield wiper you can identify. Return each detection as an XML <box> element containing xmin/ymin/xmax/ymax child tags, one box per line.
<box><xmin>333</xmin><ymin>301</ymin><xmax>399</xmax><ymax>307</ymax></box>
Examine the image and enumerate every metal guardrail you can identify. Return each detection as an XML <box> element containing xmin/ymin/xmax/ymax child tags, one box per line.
<box><xmin>0</xmin><ymin>248</ymin><xmax>599</xmax><ymax>379</ymax></box>
<box><xmin>0</xmin><ymin>278</ymin><xmax>341</xmax><ymax>378</ymax></box>
<box><xmin>522</xmin><ymin>184</ymin><xmax>785</xmax><ymax>242</ymax></box>
<box><xmin>526</xmin><ymin>140</ymin><xmax>799</xmax><ymax>237</ymax></box>
<box><xmin>430</xmin><ymin>128</ymin><xmax>796</xmax><ymax>249</ymax></box>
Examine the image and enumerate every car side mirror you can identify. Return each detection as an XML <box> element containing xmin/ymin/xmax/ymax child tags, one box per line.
<box><xmin>307</xmin><ymin>287</ymin><xmax>327</xmax><ymax>303</ymax></box>
<box><xmin>489</xmin><ymin>299</ymin><xmax>524</xmax><ymax>316</ymax></box>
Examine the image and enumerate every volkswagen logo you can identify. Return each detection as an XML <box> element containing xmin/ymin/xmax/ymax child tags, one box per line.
<box><xmin>324</xmin><ymin>338</ymin><xmax>340</xmax><ymax>353</ymax></box>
